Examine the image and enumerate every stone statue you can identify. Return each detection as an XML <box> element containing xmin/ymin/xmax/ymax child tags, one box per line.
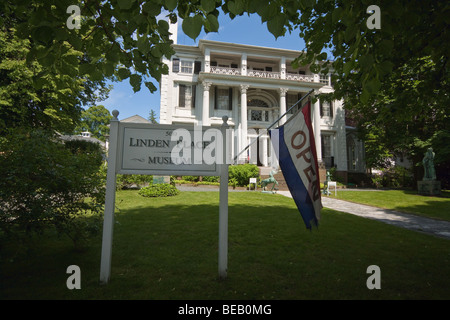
<box><xmin>322</xmin><ymin>171</ymin><xmax>332</xmax><ymax>195</ymax></box>
<box><xmin>422</xmin><ymin>148</ymin><xmax>436</xmax><ymax>181</ymax></box>
<box><xmin>261</xmin><ymin>170</ymin><xmax>279</xmax><ymax>192</ymax></box>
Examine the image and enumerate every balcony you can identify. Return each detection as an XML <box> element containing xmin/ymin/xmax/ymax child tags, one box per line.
<box><xmin>208</xmin><ymin>66</ymin><xmax>315</xmax><ymax>83</ymax></box>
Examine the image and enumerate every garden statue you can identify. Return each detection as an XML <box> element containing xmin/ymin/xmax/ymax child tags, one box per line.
<box><xmin>261</xmin><ymin>170</ymin><xmax>279</xmax><ymax>193</ymax></box>
<box><xmin>422</xmin><ymin>148</ymin><xmax>436</xmax><ymax>181</ymax></box>
<box><xmin>417</xmin><ymin>147</ymin><xmax>441</xmax><ymax>196</ymax></box>
<box><xmin>322</xmin><ymin>171</ymin><xmax>331</xmax><ymax>195</ymax></box>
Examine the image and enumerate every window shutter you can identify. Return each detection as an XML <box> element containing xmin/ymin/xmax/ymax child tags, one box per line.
<box><xmin>214</xmin><ymin>86</ymin><xmax>218</xmax><ymax>109</ymax></box>
<box><xmin>179</xmin><ymin>84</ymin><xmax>185</xmax><ymax>107</ymax></box>
<box><xmin>194</xmin><ymin>61</ymin><xmax>201</xmax><ymax>74</ymax></box>
<box><xmin>173</xmin><ymin>58</ymin><xmax>180</xmax><ymax>73</ymax></box>
<box><xmin>191</xmin><ymin>85</ymin><xmax>196</xmax><ymax>108</ymax></box>
<box><xmin>330</xmin><ymin>101</ymin><xmax>334</xmax><ymax>118</ymax></box>
<box><xmin>319</xmin><ymin>100</ymin><xmax>323</xmax><ymax>117</ymax></box>
<box><xmin>228</xmin><ymin>88</ymin><xmax>233</xmax><ymax>110</ymax></box>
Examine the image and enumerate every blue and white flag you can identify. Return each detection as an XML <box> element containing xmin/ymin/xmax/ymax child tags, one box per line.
<box><xmin>269</xmin><ymin>101</ymin><xmax>322</xmax><ymax>229</ymax></box>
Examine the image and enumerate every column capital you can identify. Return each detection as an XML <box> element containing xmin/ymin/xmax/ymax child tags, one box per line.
<box><xmin>240</xmin><ymin>84</ymin><xmax>250</xmax><ymax>93</ymax></box>
<box><xmin>202</xmin><ymin>81</ymin><xmax>212</xmax><ymax>91</ymax></box>
<box><xmin>279</xmin><ymin>87</ymin><xmax>289</xmax><ymax>97</ymax></box>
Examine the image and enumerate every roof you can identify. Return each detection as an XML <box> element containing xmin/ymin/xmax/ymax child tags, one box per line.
<box><xmin>121</xmin><ymin>115</ymin><xmax>151</xmax><ymax>123</ymax></box>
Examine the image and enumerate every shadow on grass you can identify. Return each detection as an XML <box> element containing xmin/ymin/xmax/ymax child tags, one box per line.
<box><xmin>1</xmin><ymin>191</ymin><xmax>450</xmax><ymax>300</ymax></box>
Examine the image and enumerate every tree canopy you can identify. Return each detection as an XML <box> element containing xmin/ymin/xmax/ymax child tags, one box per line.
<box><xmin>1</xmin><ymin>0</ymin><xmax>448</xmax><ymax>173</ymax></box>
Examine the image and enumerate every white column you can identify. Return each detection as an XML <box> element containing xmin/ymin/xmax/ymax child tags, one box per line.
<box><xmin>204</xmin><ymin>48</ymin><xmax>210</xmax><ymax>73</ymax></box>
<box><xmin>261</xmin><ymin>135</ymin><xmax>268</xmax><ymax>167</ymax></box>
<box><xmin>280</xmin><ymin>57</ymin><xmax>286</xmax><ymax>80</ymax></box>
<box><xmin>239</xmin><ymin>84</ymin><xmax>249</xmax><ymax>162</ymax></box>
<box><xmin>202</xmin><ymin>81</ymin><xmax>212</xmax><ymax>126</ymax></box>
<box><xmin>313</xmin><ymin>97</ymin><xmax>322</xmax><ymax>161</ymax></box>
<box><xmin>241</xmin><ymin>53</ymin><xmax>247</xmax><ymax>76</ymax></box>
<box><xmin>279</xmin><ymin>87</ymin><xmax>288</xmax><ymax>125</ymax></box>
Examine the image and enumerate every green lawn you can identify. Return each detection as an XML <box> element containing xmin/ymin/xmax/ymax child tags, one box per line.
<box><xmin>328</xmin><ymin>189</ymin><xmax>450</xmax><ymax>221</ymax></box>
<box><xmin>1</xmin><ymin>190</ymin><xmax>450</xmax><ymax>300</ymax></box>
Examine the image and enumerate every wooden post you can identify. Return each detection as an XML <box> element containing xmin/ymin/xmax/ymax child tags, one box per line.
<box><xmin>218</xmin><ymin>116</ymin><xmax>230</xmax><ymax>279</ymax></box>
<box><xmin>99</xmin><ymin>110</ymin><xmax>119</xmax><ymax>284</ymax></box>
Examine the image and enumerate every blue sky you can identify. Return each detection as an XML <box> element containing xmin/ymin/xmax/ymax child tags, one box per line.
<box><xmin>100</xmin><ymin>13</ymin><xmax>307</xmax><ymax>122</ymax></box>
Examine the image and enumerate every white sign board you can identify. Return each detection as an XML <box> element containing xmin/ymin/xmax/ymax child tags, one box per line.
<box><xmin>117</xmin><ymin>123</ymin><xmax>221</xmax><ymax>176</ymax></box>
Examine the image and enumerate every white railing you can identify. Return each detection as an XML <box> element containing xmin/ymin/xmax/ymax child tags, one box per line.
<box><xmin>286</xmin><ymin>73</ymin><xmax>315</xmax><ymax>82</ymax></box>
<box><xmin>247</xmin><ymin>70</ymin><xmax>281</xmax><ymax>79</ymax></box>
<box><xmin>209</xmin><ymin>67</ymin><xmax>316</xmax><ymax>83</ymax></box>
<box><xmin>210</xmin><ymin>66</ymin><xmax>241</xmax><ymax>75</ymax></box>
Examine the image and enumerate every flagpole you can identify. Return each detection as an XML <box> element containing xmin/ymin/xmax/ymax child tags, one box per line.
<box><xmin>232</xmin><ymin>89</ymin><xmax>315</xmax><ymax>164</ymax></box>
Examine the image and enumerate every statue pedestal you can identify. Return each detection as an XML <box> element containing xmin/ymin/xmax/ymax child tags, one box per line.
<box><xmin>417</xmin><ymin>180</ymin><xmax>441</xmax><ymax>196</ymax></box>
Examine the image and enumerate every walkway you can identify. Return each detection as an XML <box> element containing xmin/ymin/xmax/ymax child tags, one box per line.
<box><xmin>278</xmin><ymin>191</ymin><xmax>450</xmax><ymax>240</ymax></box>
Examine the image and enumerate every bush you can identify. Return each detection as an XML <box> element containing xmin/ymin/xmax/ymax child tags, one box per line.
<box><xmin>0</xmin><ymin>129</ymin><xmax>105</xmax><ymax>249</ymax></box>
<box><xmin>228</xmin><ymin>164</ymin><xmax>259</xmax><ymax>187</ymax></box>
<box><xmin>138</xmin><ymin>184</ymin><xmax>180</xmax><ymax>198</ymax></box>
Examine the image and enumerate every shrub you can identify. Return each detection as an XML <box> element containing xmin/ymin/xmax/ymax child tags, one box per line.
<box><xmin>228</xmin><ymin>164</ymin><xmax>259</xmax><ymax>186</ymax></box>
<box><xmin>0</xmin><ymin>129</ymin><xmax>105</xmax><ymax>249</ymax></box>
<box><xmin>138</xmin><ymin>184</ymin><xmax>180</xmax><ymax>198</ymax></box>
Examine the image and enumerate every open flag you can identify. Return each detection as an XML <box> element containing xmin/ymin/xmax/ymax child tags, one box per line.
<box><xmin>269</xmin><ymin>100</ymin><xmax>322</xmax><ymax>229</ymax></box>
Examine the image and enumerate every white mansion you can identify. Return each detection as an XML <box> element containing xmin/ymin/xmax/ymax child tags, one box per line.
<box><xmin>159</xmin><ymin>29</ymin><xmax>365</xmax><ymax>182</ymax></box>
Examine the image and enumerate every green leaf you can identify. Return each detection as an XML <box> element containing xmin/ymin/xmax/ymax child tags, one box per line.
<box><xmin>201</xmin><ymin>0</ymin><xmax>216</xmax><ymax>13</ymax></box>
<box><xmin>118</xmin><ymin>67</ymin><xmax>131</xmax><ymax>80</ymax></box>
<box><xmin>228</xmin><ymin>0</ymin><xmax>245</xmax><ymax>16</ymax></box>
<box><xmin>137</xmin><ymin>36</ymin><xmax>150</xmax><ymax>55</ymax></box>
<box><xmin>182</xmin><ymin>15</ymin><xmax>203</xmax><ymax>40</ymax></box>
<box><xmin>365</xmin><ymin>77</ymin><xmax>381</xmax><ymax>94</ymax></box>
<box><xmin>205</xmin><ymin>14</ymin><xmax>219</xmax><ymax>33</ymax></box>
<box><xmin>267</xmin><ymin>13</ymin><xmax>286</xmax><ymax>39</ymax></box>
<box><xmin>164</xmin><ymin>0</ymin><xmax>177</xmax><ymax>11</ymax></box>
<box><xmin>129</xmin><ymin>74</ymin><xmax>142</xmax><ymax>92</ymax></box>
<box><xmin>145</xmin><ymin>81</ymin><xmax>157</xmax><ymax>92</ymax></box>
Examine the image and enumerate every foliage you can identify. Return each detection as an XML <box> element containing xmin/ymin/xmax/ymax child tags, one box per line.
<box><xmin>75</xmin><ymin>105</ymin><xmax>112</xmax><ymax>141</ymax></box>
<box><xmin>0</xmin><ymin>26</ymin><xmax>110</xmax><ymax>135</ymax></box>
<box><xmin>116</xmin><ymin>174</ymin><xmax>153</xmax><ymax>190</ymax></box>
<box><xmin>228</xmin><ymin>164</ymin><xmax>259</xmax><ymax>186</ymax></box>
<box><xmin>371</xmin><ymin>166</ymin><xmax>414</xmax><ymax>189</ymax></box>
<box><xmin>148</xmin><ymin>109</ymin><xmax>159</xmax><ymax>124</ymax></box>
<box><xmin>0</xmin><ymin>129</ymin><xmax>105</xmax><ymax>249</ymax></box>
<box><xmin>138</xmin><ymin>183</ymin><xmax>180</xmax><ymax>198</ymax></box>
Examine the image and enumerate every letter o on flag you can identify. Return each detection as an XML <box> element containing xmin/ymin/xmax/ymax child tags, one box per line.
<box><xmin>291</xmin><ymin>130</ymin><xmax>307</xmax><ymax>150</ymax></box>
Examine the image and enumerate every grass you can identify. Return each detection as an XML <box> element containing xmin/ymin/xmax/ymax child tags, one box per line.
<box><xmin>328</xmin><ymin>189</ymin><xmax>450</xmax><ymax>221</ymax></box>
<box><xmin>1</xmin><ymin>190</ymin><xmax>450</xmax><ymax>300</ymax></box>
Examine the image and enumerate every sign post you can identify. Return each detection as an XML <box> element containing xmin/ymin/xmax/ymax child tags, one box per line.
<box><xmin>218</xmin><ymin>116</ymin><xmax>230</xmax><ymax>279</ymax></box>
<box><xmin>100</xmin><ymin>110</ymin><xmax>119</xmax><ymax>284</ymax></box>
<box><xmin>99</xmin><ymin>111</ymin><xmax>230</xmax><ymax>284</ymax></box>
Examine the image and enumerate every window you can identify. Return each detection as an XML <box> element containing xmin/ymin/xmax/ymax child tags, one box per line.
<box><xmin>320</xmin><ymin>100</ymin><xmax>334</xmax><ymax>118</ymax></box>
<box><xmin>181</xmin><ymin>60</ymin><xmax>193</xmax><ymax>73</ymax></box>
<box><xmin>287</xmin><ymin>93</ymin><xmax>301</xmax><ymax>114</ymax></box>
<box><xmin>215</xmin><ymin>87</ymin><xmax>232</xmax><ymax>110</ymax></box>
<box><xmin>321</xmin><ymin>134</ymin><xmax>334</xmax><ymax>168</ymax></box>
<box><xmin>320</xmin><ymin>74</ymin><xmax>330</xmax><ymax>85</ymax></box>
<box><xmin>179</xmin><ymin>84</ymin><xmax>196</xmax><ymax>108</ymax></box>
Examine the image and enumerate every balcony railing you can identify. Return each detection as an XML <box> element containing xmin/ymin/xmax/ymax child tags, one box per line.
<box><xmin>209</xmin><ymin>67</ymin><xmax>316</xmax><ymax>83</ymax></box>
<box><xmin>247</xmin><ymin>70</ymin><xmax>281</xmax><ymax>79</ymax></box>
<box><xmin>286</xmin><ymin>73</ymin><xmax>315</xmax><ymax>82</ymax></box>
<box><xmin>210</xmin><ymin>66</ymin><xmax>241</xmax><ymax>75</ymax></box>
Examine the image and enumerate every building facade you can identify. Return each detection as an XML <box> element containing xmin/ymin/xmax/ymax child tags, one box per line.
<box><xmin>159</xmin><ymin>32</ymin><xmax>365</xmax><ymax>182</ymax></box>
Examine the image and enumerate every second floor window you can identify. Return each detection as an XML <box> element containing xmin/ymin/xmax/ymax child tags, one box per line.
<box><xmin>320</xmin><ymin>100</ymin><xmax>334</xmax><ymax>118</ymax></box>
<box><xmin>181</xmin><ymin>60</ymin><xmax>193</xmax><ymax>73</ymax></box>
